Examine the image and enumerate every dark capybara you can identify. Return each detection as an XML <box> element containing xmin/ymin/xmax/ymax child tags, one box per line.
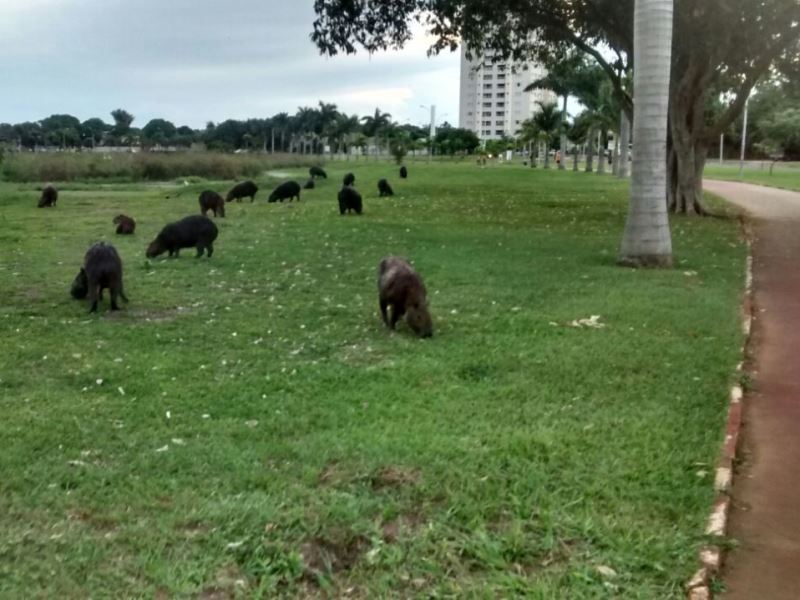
<box><xmin>113</xmin><ymin>214</ymin><xmax>136</xmax><ymax>234</ymax></box>
<box><xmin>378</xmin><ymin>256</ymin><xmax>432</xmax><ymax>337</ymax></box>
<box><xmin>338</xmin><ymin>186</ymin><xmax>363</xmax><ymax>215</ymax></box>
<box><xmin>399</xmin><ymin>165</ymin><xmax>408</xmax><ymax>179</ymax></box>
<box><xmin>304</xmin><ymin>178</ymin><xmax>315</xmax><ymax>190</ymax></box>
<box><xmin>71</xmin><ymin>242</ymin><xmax>128</xmax><ymax>313</ymax></box>
<box><xmin>378</xmin><ymin>179</ymin><xmax>394</xmax><ymax>197</ymax></box>
<box><xmin>309</xmin><ymin>166</ymin><xmax>327</xmax><ymax>179</ymax></box>
<box><xmin>199</xmin><ymin>190</ymin><xmax>226</xmax><ymax>217</ymax></box>
<box><xmin>146</xmin><ymin>215</ymin><xmax>218</xmax><ymax>259</ymax></box>
<box><xmin>38</xmin><ymin>184</ymin><xmax>58</xmax><ymax>208</ymax></box>
<box><xmin>226</xmin><ymin>180</ymin><xmax>258</xmax><ymax>203</ymax></box>
<box><xmin>268</xmin><ymin>181</ymin><xmax>302</xmax><ymax>203</ymax></box>
<box><xmin>343</xmin><ymin>172</ymin><xmax>355</xmax><ymax>186</ymax></box>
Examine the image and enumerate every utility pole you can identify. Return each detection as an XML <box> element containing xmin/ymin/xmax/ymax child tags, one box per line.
<box><xmin>719</xmin><ymin>134</ymin><xmax>724</xmax><ymax>166</ymax></box>
<box><xmin>739</xmin><ymin>97</ymin><xmax>749</xmax><ymax>177</ymax></box>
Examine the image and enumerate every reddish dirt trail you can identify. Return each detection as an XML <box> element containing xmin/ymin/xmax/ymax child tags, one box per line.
<box><xmin>704</xmin><ymin>180</ymin><xmax>800</xmax><ymax>599</ymax></box>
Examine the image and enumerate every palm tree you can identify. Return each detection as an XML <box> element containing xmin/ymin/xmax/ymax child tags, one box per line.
<box><xmin>526</xmin><ymin>51</ymin><xmax>584</xmax><ymax>170</ymax></box>
<box><xmin>361</xmin><ymin>108</ymin><xmax>392</xmax><ymax>160</ymax></box>
<box><xmin>317</xmin><ymin>101</ymin><xmax>339</xmax><ymax>154</ymax></box>
<box><xmin>271</xmin><ymin>112</ymin><xmax>290</xmax><ymax>152</ymax></box>
<box><xmin>618</xmin><ymin>0</ymin><xmax>674</xmax><ymax>267</ymax></box>
<box><xmin>568</xmin><ymin>112</ymin><xmax>591</xmax><ymax>171</ymax></box>
<box><xmin>331</xmin><ymin>113</ymin><xmax>361</xmax><ymax>158</ymax></box>
<box><xmin>532</xmin><ymin>102</ymin><xmax>563</xmax><ymax>169</ymax></box>
<box><xmin>518</xmin><ymin>119</ymin><xmax>540</xmax><ymax>167</ymax></box>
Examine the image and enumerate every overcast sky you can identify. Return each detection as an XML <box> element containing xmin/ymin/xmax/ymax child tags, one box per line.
<box><xmin>0</xmin><ymin>0</ymin><xmax>461</xmax><ymax>129</ymax></box>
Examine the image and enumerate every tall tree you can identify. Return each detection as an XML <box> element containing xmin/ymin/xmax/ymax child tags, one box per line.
<box><xmin>361</xmin><ymin>108</ymin><xmax>392</xmax><ymax>159</ymax></box>
<box><xmin>311</xmin><ymin>0</ymin><xmax>800</xmax><ymax>214</ymax></box>
<box><xmin>531</xmin><ymin>102</ymin><xmax>563</xmax><ymax>169</ymax></box>
<box><xmin>80</xmin><ymin>118</ymin><xmax>109</xmax><ymax>148</ymax></box>
<box><xmin>618</xmin><ymin>0</ymin><xmax>674</xmax><ymax>267</ymax></box>
<box><xmin>110</xmin><ymin>109</ymin><xmax>135</xmax><ymax>139</ymax></box>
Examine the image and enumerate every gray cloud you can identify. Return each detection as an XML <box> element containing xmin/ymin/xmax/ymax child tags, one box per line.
<box><xmin>0</xmin><ymin>0</ymin><xmax>460</xmax><ymax>128</ymax></box>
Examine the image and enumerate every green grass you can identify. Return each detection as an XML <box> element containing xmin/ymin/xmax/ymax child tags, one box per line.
<box><xmin>705</xmin><ymin>162</ymin><xmax>800</xmax><ymax>192</ymax></box>
<box><xmin>0</xmin><ymin>163</ymin><xmax>745</xmax><ymax>597</ymax></box>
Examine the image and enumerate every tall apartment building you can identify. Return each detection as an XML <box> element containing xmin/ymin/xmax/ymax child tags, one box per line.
<box><xmin>458</xmin><ymin>45</ymin><xmax>555</xmax><ymax>141</ymax></box>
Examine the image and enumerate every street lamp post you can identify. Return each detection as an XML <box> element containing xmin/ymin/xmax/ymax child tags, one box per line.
<box><xmin>420</xmin><ymin>104</ymin><xmax>436</xmax><ymax>163</ymax></box>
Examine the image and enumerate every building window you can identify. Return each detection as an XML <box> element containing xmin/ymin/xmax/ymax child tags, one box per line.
<box><xmin>497</xmin><ymin>83</ymin><xmax>506</xmax><ymax>89</ymax></box>
<box><xmin>496</xmin><ymin>102</ymin><xmax>505</xmax><ymax>108</ymax></box>
<box><xmin>495</xmin><ymin>130</ymin><xmax>504</xmax><ymax>135</ymax></box>
<box><xmin>482</xmin><ymin>111</ymin><xmax>492</xmax><ymax>116</ymax></box>
<box><xmin>496</xmin><ymin>111</ymin><xmax>505</xmax><ymax>116</ymax></box>
<box><xmin>483</xmin><ymin>83</ymin><xmax>492</xmax><ymax>89</ymax></box>
<box><xmin>483</xmin><ymin>73</ymin><xmax>493</xmax><ymax>80</ymax></box>
<box><xmin>482</xmin><ymin>102</ymin><xmax>492</xmax><ymax>108</ymax></box>
<box><xmin>483</xmin><ymin>93</ymin><xmax>492</xmax><ymax>99</ymax></box>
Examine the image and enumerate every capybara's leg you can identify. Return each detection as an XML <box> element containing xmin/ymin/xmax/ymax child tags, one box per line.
<box><xmin>206</xmin><ymin>243</ymin><xmax>214</xmax><ymax>258</ymax></box>
<box><xmin>250</xmin><ymin>195</ymin><xmax>255</xmax><ymax>203</ymax></box>
<box><xmin>196</xmin><ymin>244</ymin><xmax>204</xmax><ymax>258</ymax></box>
<box><xmin>379</xmin><ymin>299</ymin><xmax>389</xmax><ymax>326</ymax></box>
<box><xmin>110</xmin><ymin>287</ymin><xmax>120</xmax><ymax>311</ymax></box>
<box><xmin>89</xmin><ymin>284</ymin><xmax>99</xmax><ymax>313</ymax></box>
<box><xmin>389</xmin><ymin>303</ymin><xmax>404</xmax><ymax>330</ymax></box>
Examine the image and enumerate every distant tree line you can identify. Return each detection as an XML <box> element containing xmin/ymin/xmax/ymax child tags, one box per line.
<box><xmin>0</xmin><ymin>102</ymin><xmax>482</xmax><ymax>158</ymax></box>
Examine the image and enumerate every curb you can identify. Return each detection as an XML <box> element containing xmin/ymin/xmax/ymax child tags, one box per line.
<box><xmin>686</xmin><ymin>224</ymin><xmax>754</xmax><ymax>599</ymax></box>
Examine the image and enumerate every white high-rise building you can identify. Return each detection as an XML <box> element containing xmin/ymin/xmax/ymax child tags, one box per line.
<box><xmin>458</xmin><ymin>46</ymin><xmax>555</xmax><ymax>141</ymax></box>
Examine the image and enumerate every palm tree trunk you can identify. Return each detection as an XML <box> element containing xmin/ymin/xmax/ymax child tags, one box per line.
<box><xmin>573</xmin><ymin>146</ymin><xmax>579</xmax><ymax>171</ymax></box>
<box><xmin>543</xmin><ymin>140</ymin><xmax>550</xmax><ymax>169</ymax></box>
<box><xmin>597</xmin><ymin>131</ymin><xmax>606</xmax><ymax>174</ymax></box>
<box><xmin>559</xmin><ymin>95</ymin><xmax>568</xmax><ymax>170</ymax></box>
<box><xmin>618</xmin><ymin>111</ymin><xmax>630</xmax><ymax>178</ymax></box>
<box><xmin>585</xmin><ymin>129</ymin><xmax>595</xmax><ymax>172</ymax></box>
<box><xmin>612</xmin><ymin>133</ymin><xmax>620</xmax><ymax>175</ymax></box>
<box><xmin>619</xmin><ymin>0</ymin><xmax>674</xmax><ymax>267</ymax></box>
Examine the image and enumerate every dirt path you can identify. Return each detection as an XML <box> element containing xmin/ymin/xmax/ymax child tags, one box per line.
<box><xmin>704</xmin><ymin>180</ymin><xmax>800</xmax><ymax>599</ymax></box>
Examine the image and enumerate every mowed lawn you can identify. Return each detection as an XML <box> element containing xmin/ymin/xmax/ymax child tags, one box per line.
<box><xmin>0</xmin><ymin>163</ymin><xmax>745</xmax><ymax>597</ymax></box>
<box><xmin>705</xmin><ymin>162</ymin><xmax>800</xmax><ymax>192</ymax></box>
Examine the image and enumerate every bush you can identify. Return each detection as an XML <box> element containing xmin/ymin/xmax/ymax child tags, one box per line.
<box><xmin>1</xmin><ymin>152</ymin><xmax>321</xmax><ymax>182</ymax></box>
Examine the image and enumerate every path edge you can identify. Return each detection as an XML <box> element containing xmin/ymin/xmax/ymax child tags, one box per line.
<box><xmin>686</xmin><ymin>216</ymin><xmax>754</xmax><ymax>600</ymax></box>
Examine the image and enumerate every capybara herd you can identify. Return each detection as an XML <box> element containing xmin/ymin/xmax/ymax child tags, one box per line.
<box><xmin>59</xmin><ymin>166</ymin><xmax>430</xmax><ymax>334</ymax></box>
<box><xmin>71</xmin><ymin>242</ymin><xmax>128</xmax><ymax>313</ymax></box>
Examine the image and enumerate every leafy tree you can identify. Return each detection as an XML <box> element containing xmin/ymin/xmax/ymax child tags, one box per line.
<box><xmin>757</xmin><ymin>108</ymin><xmax>800</xmax><ymax>171</ymax></box>
<box><xmin>80</xmin><ymin>118</ymin><xmax>110</xmax><ymax>148</ymax></box>
<box><xmin>141</xmin><ymin>118</ymin><xmax>177</xmax><ymax>147</ymax></box>
<box><xmin>531</xmin><ymin>102</ymin><xmax>563</xmax><ymax>169</ymax></box>
<box><xmin>311</xmin><ymin>0</ymin><xmax>800</xmax><ymax>214</ymax></box>
<box><xmin>110</xmin><ymin>109</ymin><xmax>135</xmax><ymax>139</ymax></box>
<box><xmin>433</xmin><ymin>127</ymin><xmax>481</xmax><ymax>155</ymax></box>
<box><xmin>40</xmin><ymin>114</ymin><xmax>81</xmax><ymax>147</ymax></box>
<box><xmin>13</xmin><ymin>122</ymin><xmax>43</xmax><ymax>149</ymax></box>
<box><xmin>361</xmin><ymin>108</ymin><xmax>393</xmax><ymax>159</ymax></box>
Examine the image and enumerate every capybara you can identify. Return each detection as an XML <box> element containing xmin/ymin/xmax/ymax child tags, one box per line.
<box><xmin>378</xmin><ymin>179</ymin><xmax>394</xmax><ymax>197</ymax></box>
<box><xmin>226</xmin><ymin>180</ymin><xmax>258</xmax><ymax>203</ymax></box>
<box><xmin>146</xmin><ymin>215</ymin><xmax>218</xmax><ymax>259</ymax></box>
<box><xmin>338</xmin><ymin>186</ymin><xmax>362</xmax><ymax>215</ymax></box>
<box><xmin>199</xmin><ymin>190</ymin><xmax>226</xmax><ymax>217</ymax></box>
<box><xmin>399</xmin><ymin>165</ymin><xmax>408</xmax><ymax>179</ymax></box>
<box><xmin>38</xmin><ymin>184</ymin><xmax>58</xmax><ymax>208</ymax></box>
<box><xmin>268</xmin><ymin>181</ymin><xmax>302</xmax><ymax>203</ymax></box>
<box><xmin>71</xmin><ymin>242</ymin><xmax>128</xmax><ymax>313</ymax></box>
<box><xmin>309</xmin><ymin>166</ymin><xmax>327</xmax><ymax>179</ymax></box>
<box><xmin>304</xmin><ymin>178</ymin><xmax>315</xmax><ymax>190</ymax></box>
<box><xmin>378</xmin><ymin>256</ymin><xmax>432</xmax><ymax>337</ymax></box>
<box><xmin>343</xmin><ymin>172</ymin><xmax>355</xmax><ymax>186</ymax></box>
<box><xmin>113</xmin><ymin>214</ymin><xmax>136</xmax><ymax>234</ymax></box>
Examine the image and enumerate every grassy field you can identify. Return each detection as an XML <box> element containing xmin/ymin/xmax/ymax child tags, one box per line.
<box><xmin>0</xmin><ymin>163</ymin><xmax>745</xmax><ymax>597</ymax></box>
<box><xmin>705</xmin><ymin>162</ymin><xmax>800</xmax><ymax>192</ymax></box>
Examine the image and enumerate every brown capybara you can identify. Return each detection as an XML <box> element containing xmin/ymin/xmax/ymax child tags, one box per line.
<box><xmin>268</xmin><ymin>181</ymin><xmax>302</xmax><ymax>203</ymax></box>
<box><xmin>377</xmin><ymin>256</ymin><xmax>433</xmax><ymax>337</ymax></box>
<box><xmin>199</xmin><ymin>190</ymin><xmax>225</xmax><ymax>217</ymax></box>
<box><xmin>38</xmin><ymin>184</ymin><xmax>58</xmax><ymax>207</ymax></box>
<box><xmin>113</xmin><ymin>214</ymin><xmax>136</xmax><ymax>234</ymax></box>
<box><xmin>399</xmin><ymin>165</ymin><xmax>408</xmax><ymax>179</ymax></box>
<box><xmin>71</xmin><ymin>242</ymin><xmax>128</xmax><ymax>313</ymax></box>
<box><xmin>343</xmin><ymin>172</ymin><xmax>355</xmax><ymax>186</ymax></box>
<box><xmin>338</xmin><ymin>186</ymin><xmax>362</xmax><ymax>215</ymax></box>
<box><xmin>226</xmin><ymin>180</ymin><xmax>258</xmax><ymax>203</ymax></box>
<box><xmin>304</xmin><ymin>178</ymin><xmax>315</xmax><ymax>190</ymax></box>
<box><xmin>146</xmin><ymin>215</ymin><xmax>218</xmax><ymax>259</ymax></box>
<box><xmin>309</xmin><ymin>166</ymin><xmax>327</xmax><ymax>179</ymax></box>
<box><xmin>378</xmin><ymin>179</ymin><xmax>394</xmax><ymax>197</ymax></box>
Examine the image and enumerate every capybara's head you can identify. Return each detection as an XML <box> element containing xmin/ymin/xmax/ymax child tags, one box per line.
<box><xmin>146</xmin><ymin>237</ymin><xmax>165</xmax><ymax>258</ymax></box>
<box><xmin>112</xmin><ymin>214</ymin><xmax>125</xmax><ymax>225</ymax></box>
<box><xmin>225</xmin><ymin>191</ymin><xmax>234</xmax><ymax>203</ymax></box>
<box><xmin>217</xmin><ymin>203</ymin><xmax>225</xmax><ymax>217</ymax></box>
<box><xmin>70</xmin><ymin>268</ymin><xmax>88</xmax><ymax>299</ymax></box>
<box><xmin>267</xmin><ymin>192</ymin><xmax>278</xmax><ymax>203</ymax></box>
<box><xmin>406</xmin><ymin>301</ymin><xmax>433</xmax><ymax>338</ymax></box>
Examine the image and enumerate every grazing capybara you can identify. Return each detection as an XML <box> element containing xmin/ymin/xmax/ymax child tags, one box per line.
<box><xmin>146</xmin><ymin>215</ymin><xmax>218</xmax><ymax>259</ymax></box>
<box><xmin>113</xmin><ymin>214</ymin><xmax>136</xmax><ymax>235</ymax></box>
<box><xmin>343</xmin><ymin>172</ymin><xmax>355</xmax><ymax>186</ymax></box>
<box><xmin>37</xmin><ymin>184</ymin><xmax>58</xmax><ymax>208</ymax></box>
<box><xmin>399</xmin><ymin>165</ymin><xmax>408</xmax><ymax>179</ymax></box>
<box><xmin>378</xmin><ymin>256</ymin><xmax>433</xmax><ymax>338</ymax></box>
<box><xmin>338</xmin><ymin>186</ymin><xmax>362</xmax><ymax>215</ymax></box>
<box><xmin>309</xmin><ymin>166</ymin><xmax>327</xmax><ymax>179</ymax></box>
<box><xmin>268</xmin><ymin>181</ymin><xmax>302</xmax><ymax>203</ymax></box>
<box><xmin>378</xmin><ymin>179</ymin><xmax>394</xmax><ymax>197</ymax></box>
<box><xmin>304</xmin><ymin>178</ymin><xmax>315</xmax><ymax>190</ymax></box>
<box><xmin>199</xmin><ymin>190</ymin><xmax>226</xmax><ymax>217</ymax></box>
<box><xmin>226</xmin><ymin>180</ymin><xmax>258</xmax><ymax>203</ymax></box>
<box><xmin>71</xmin><ymin>242</ymin><xmax>128</xmax><ymax>313</ymax></box>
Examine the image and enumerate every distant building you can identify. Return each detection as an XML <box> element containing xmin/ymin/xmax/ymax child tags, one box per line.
<box><xmin>458</xmin><ymin>46</ymin><xmax>556</xmax><ymax>142</ymax></box>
